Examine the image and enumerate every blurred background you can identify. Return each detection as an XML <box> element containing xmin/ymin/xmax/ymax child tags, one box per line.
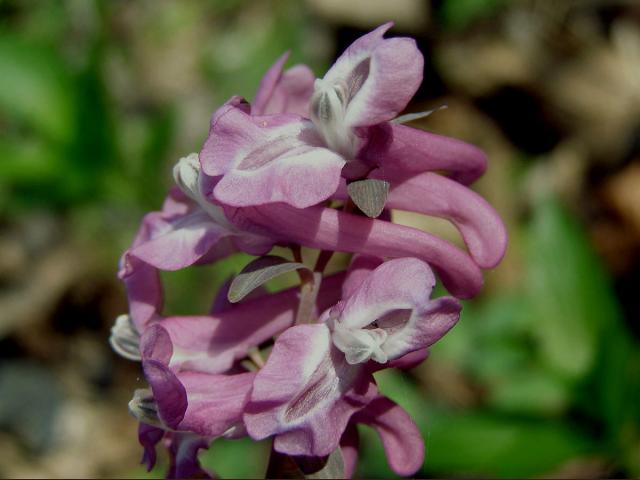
<box><xmin>1</xmin><ymin>0</ymin><xmax>639</xmax><ymax>478</ymax></box>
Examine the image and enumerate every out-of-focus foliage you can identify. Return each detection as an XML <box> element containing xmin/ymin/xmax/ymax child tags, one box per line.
<box><xmin>1</xmin><ymin>0</ymin><xmax>639</xmax><ymax>478</ymax></box>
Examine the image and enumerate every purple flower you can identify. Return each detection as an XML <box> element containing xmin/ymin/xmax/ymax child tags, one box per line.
<box><xmin>200</xmin><ymin>23</ymin><xmax>423</xmax><ymax>209</ymax></box>
<box><xmin>115</xmin><ymin>21</ymin><xmax>509</xmax><ymax>479</ymax></box>
<box><xmin>243</xmin><ymin>257</ymin><xmax>460</xmax><ymax>463</ymax></box>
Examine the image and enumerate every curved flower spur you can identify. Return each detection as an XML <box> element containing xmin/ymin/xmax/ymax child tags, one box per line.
<box><xmin>113</xmin><ymin>22</ymin><xmax>507</xmax><ymax>479</ymax></box>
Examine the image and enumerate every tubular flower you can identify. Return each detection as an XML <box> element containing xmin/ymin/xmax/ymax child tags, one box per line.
<box><xmin>115</xmin><ymin>22</ymin><xmax>507</xmax><ymax>479</ymax></box>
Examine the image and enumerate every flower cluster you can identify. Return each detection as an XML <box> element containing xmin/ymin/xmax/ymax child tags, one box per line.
<box><xmin>112</xmin><ymin>23</ymin><xmax>507</xmax><ymax>478</ymax></box>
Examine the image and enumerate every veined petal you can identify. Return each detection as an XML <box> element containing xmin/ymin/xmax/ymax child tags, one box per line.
<box><xmin>380</xmin><ymin>171</ymin><xmax>508</xmax><ymax>268</ymax></box>
<box><xmin>253</xmin><ymin>52</ymin><xmax>315</xmax><ymax>117</ymax></box>
<box><xmin>351</xmin><ymin>396</ymin><xmax>424</xmax><ymax>476</ymax></box>
<box><xmin>143</xmin><ymin>360</ymin><xmax>255</xmax><ymax>437</ymax></box>
<box><xmin>335</xmin><ymin>258</ymin><xmax>435</xmax><ymax>330</ymax></box>
<box><xmin>202</xmin><ymin>105</ymin><xmax>345</xmax><ymax>208</ymax></box>
<box><xmin>228</xmin><ymin>204</ymin><xmax>483</xmax><ymax>298</ymax></box>
<box><xmin>320</xmin><ymin>23</ymin><xmax>423</xmax><ymax>128</ymax></box>
<box><xmin>379</xmin><ymin>296</ymin><xmax>461</xmax><ymax>360</ymax></box>
<box><xmin>131</xmin><ymin>210</ymin><xmax>235</xmax><ymax>271</ymax></box>
<box><xmin>364</xmin><ymin>123</ymin><xmax>488</xmax><ymax>185</ymax></box>
<box><xmin>244</xmin><ymin>324</ymin><xmax>376</xmax><ymax>457</ymax></box>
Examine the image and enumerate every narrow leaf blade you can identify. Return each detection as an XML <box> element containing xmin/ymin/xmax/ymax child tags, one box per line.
<box><xmin>228</xmin><ymin>255</ymin><xmax>309</xmax><ymax>303</ymax></box>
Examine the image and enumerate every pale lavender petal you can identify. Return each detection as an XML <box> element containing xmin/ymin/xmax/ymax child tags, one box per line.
<box><xmin>386</xmin><ymin>348</ymin><xmax>429</xmax><ymax>370</ymax></box>
<box><xmin>253</xmin><ymin>52</ymin><xmax>290</xmax><ymax>114</ymax></box>
<box><xmin>341</xmin><ymin>255</ymin><xmax>383</xmax><ymax>299</ymax></box>
<box><xmin>340</xmin><ymin>423</ymin><xmax>359</xmax><ymax>479</ymax></box>
<box><xmin>379</xmin><ymin>171</ymin><xmax>508</xmax><ymax>268</ymax></box>
<box><xmin>352</xmin><ymin>396</ymin><xmax>424</xmax><ymax>476</ymax></box>
<box><xmin>379</xmin><ymin>296</ymin><xmax>461</xmax><ymax>361</ymax></box>
<box><xmin>363</xmin><ymin>123</ymin><xmax>488</xmax><ymax>185</ymax></box>
<box><xmin>229</xmin><ymin>205</ymin><xmax>483</xmax><ymax>298</ymax></box>
<box><xmin>254</xmin><ymin>52</ymin><xmax>315</xmax><ymax>117</ymax></box>
<box><xmin>119</xmin><ymin>254</ymin><xmax>163</xmax><ymax>331</ymax></box>
<box><xmin>144</xmin><ymin>359</ymin><xmax>255</xmax><ymax>437</ymax></box>
<box><xmin>335</xmin><ymin>258</ymin><xmax>436</xmax><ymax>330</ymax></box>
<box><xmin>202</xmin><ymin>105</ymin><xmax>345</xmax><ymax>208</ymax></box>
<box><xmin>244</xmin><ymin>324</ymin><xmax>377</xmax><ymax>457</ymax></box>
<box><xmin>321</xmin><ymin>23</ymin><xmax>423</xmax><ymax>128</ymax></box>
<box><xmin>130</xmin><ymin>210</ymin><xmax>234</xmax><ymax>271</ymax></box>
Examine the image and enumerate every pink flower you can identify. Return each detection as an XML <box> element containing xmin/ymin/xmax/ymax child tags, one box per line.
<box><xmin>200</xmin><ymin>23</ymin><xmax>424</xmax><ymax>209</ymax></box>
<box><xmin>243</xmin><ymin>257</ymin><xmax>460</xmax><ymax>465</ymax></box>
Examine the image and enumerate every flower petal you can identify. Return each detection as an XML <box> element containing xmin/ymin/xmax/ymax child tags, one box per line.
<box><xmin>340</xmin><ymin>423</ymin><xmax>360</xmax><ymax>479</ymax></box>
<box><xmin>352</xmin><ymin>396</ymin><xmax>424</xmax><ymax>476</ymax></box>
<box><xmin>167</xmin><ymin>433</ymin><xmax>213</xmax><ymax>479</ymax></box>
<box><xmin>380</xmin><ymin>296</ymin><xmax>461</xmax><ymax>360</ymax></box>
<box><xmin>380</xmin><ymin>171</ymin><xmax>508</xmax><ymax>268</ymax></box>
<box><xmin>228</xmin><ymin>204</ymin><xmax>483</xmax><ymax>298</ymax></box>
<box><xmin>131</xmin><ymin>210</ymin><xmax>235</xmax><ymax>271</ymax></box>
<box><xmin>144</xmin><ymin>360</ymin><xmax>255</xmax><ymax>437</ymax></box>
<box><xmin>118</xmin><ymin>254</ymin><xmax>163</xmax><ymax>331</ymax></box>
<box><xmin>244</xmin><ymin>324</ymin><xmax>376</xmax><ymax>457</ymax></box>
<box><xmin>253</xmin><ymin>52</ymin><xmax>315</xmax><ymax>117</ymax></box>
<box><xmin>138</xmin><ymin>423</ymin><xmax>164</xmax><ymax>472</ymax></box>
<box><xmin>143</xmin><ymin>360</ymin><xmax>187</xmax><ymax>429</ymax></box>
<box><xmin>335</xmin><ymin>258</ymin><xmax>435</xmax><ymax>330</ymax></box>
<box><xmin>202</xmin><ymin>105</ymin><xmax>345</xmax><ymax>208</ymax></box>
<box><xmin>322</xmin><ymin>23</ymin><xmax>423</xmax><ymax>128</ymax></box>
<box><xmin>341</xmin><ymin>255</ymin><xmax>384</xmax><ymax>299</ymax></box>
<box><xmin>364</xmin><ymin>123</ymin><xmax>488</xmax><ymax>185</ymax></box>
<box><xmin>386</xmin><ymin>348</ymin><xmax>429</xmax><ymax>370</ymax></box>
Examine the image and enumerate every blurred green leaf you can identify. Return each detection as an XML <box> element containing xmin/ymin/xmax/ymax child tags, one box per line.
<box><xmin>363</xmin><ymin>370</ymin><xmax>593</xmax><ymax>478</ymax></box>
<box><xmin>420</xmin><ymin>411</ymin><xmax>594</xmax><ymax>477</ymax></box>
<box><xmin>0</xmin><ymin>137</ymin><xmax>61</xmax><ymax>182</ymax></box>
<box><xmin>438</xmin><ymin>0</ymin><xmax>510</xmax><ymax>30</ymax></box>
<box><xmin>525</xmin><ymin>199</ymin><xmax>609</xmax><ymax>381</ymax></box>
<box><xmin>487</xmin><ymin>368</ymin><xmax>569</xmax><ymax>416</ymax></box>
<box><xmin>199</xmin><ymin>437</ymin><xmax>268</xmax><ymax>479</ymax></box>
<box><xmin>0</xmin><ymin>36</ymin><xmax>74</xmax><ymax>142</ymax></box>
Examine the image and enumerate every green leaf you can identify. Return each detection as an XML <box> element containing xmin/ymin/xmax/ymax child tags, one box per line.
<box><xmin>420</xmin><ymin>411</ymin><xmax>594</xmax><ymax>477</ymax></box>
<box><xmin>228</xmin><ymin>255</ymin><xmax>309</xmax><ymax>303</ymax></box>
<box><xmin>0</xmin><ymin>36</ymin><xmax>74</xmax><ymax>142</ymax></box>
<box><xmin>366</xmin><ymin>370</ymin><xmax>593</xmax><ymax>478</ymax></box>
<box><xmin>199</xmin><ymin>437</ymin><xmax>269</xmax><ymax>479</ymax></box>
<box><xmin>438</xmin><ymin>0</ymin><xmax>510</xmax><ymax>30</ymax></box>
<box><xmin>525</xmin><ymin>199</ymin><xmax>609</xmax><ymax>380</ymax></box>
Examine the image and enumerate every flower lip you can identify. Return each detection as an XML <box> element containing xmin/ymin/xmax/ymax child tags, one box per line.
<box><xmin>324</xmin><ymin>258</ymin><xmax>462</xmax><ymax>364</ymax></box>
